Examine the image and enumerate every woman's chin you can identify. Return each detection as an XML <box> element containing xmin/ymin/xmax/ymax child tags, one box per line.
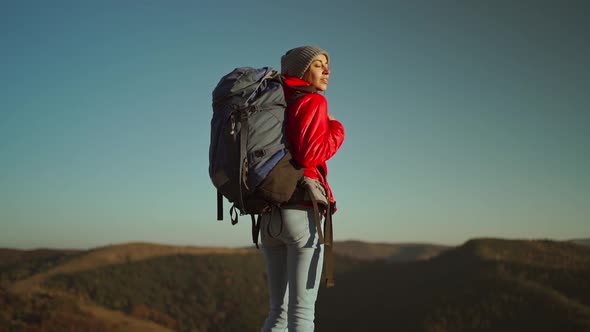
<box><xmin>315</xmin><ymin>84</ymin><xmax>328</xmax><ymax>91</ymax></box>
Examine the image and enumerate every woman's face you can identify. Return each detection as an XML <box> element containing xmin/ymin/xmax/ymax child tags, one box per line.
<box><xmin>302</xmin><ymin>54</ymin><xmax>330</xmax><ymax>91</ymax></box>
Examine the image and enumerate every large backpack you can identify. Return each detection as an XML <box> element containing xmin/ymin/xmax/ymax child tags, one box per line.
<box><xmin>209</xmin><ymin>67</ymin><xmax>308</xmax><ymax>237</ymax></box>
<box><xmin>209</xmin><ymin>67</ymin><xmax>336</xmax><ymax>287</ymax></box>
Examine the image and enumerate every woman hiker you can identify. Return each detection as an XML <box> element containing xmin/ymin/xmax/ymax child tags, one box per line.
<box><xmin>260</xmin><ymin>45</ymin><xmax>345</xmax><ymax>332</ymax></box>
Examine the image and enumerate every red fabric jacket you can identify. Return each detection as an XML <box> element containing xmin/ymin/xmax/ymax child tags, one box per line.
<box><xmin>283</xmin><ymin>75</ymin><xmax>345</xmax><ymax>204</ymax></box>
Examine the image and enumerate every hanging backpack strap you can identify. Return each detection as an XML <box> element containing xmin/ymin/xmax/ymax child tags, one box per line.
<box><xmin>307</xmin><ymin>189</ymin><xmax>335</xmax><ymax>287</ymax></box>
<box><xmin>229</xmin><ymin>204</ymin><xmax>240</xmax><ymax>225</ymax></box>
<box><xmin>323</xmin><ymin>202</ymin><xmax>335</xmax><ymax>288</ymax></box>
<box><xmin>217</xmin><ymin>190</ymin><xmax>223</xmax><ymax>221</ymax></box>
<box><xmin>251</xmin><ymin>214</ymin><xmax>261</xmax><ymax>249</ymax></box>
<box><xmin>307</xmin><ymin>166</ymin><xmax>335</xmax><ymax>287</ymax></box>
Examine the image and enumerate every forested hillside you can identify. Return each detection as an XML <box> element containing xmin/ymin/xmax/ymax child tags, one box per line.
<box><xmin>2</xmin><ymin>239</ymin><xmax>589</xmax><ymax>331</ymax></box>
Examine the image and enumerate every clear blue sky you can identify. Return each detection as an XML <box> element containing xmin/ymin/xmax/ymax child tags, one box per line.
<box><xmin>1</xmin><ymin>1</ymin><xmax>588</xmax><ymax>249</ymax></box>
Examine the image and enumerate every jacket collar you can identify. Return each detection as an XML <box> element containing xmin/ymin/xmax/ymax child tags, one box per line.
<box><xmin>282</xmin><ymin>75</ymin><xmax>318</xmax><ymax>93</ymax></box>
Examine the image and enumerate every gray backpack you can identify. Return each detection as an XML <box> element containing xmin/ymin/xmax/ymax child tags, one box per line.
<box><xmin>209</xmin><ymin>67</ymin><xmax>309</xmax><ymax>232</ymax></box>
<box><xmin>209</xmin><ymin>67</ymin><xmax>336</xmax><ymax>286</ymax></box>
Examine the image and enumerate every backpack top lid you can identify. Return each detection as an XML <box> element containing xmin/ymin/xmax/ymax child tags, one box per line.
<box><xmin>212</xmin><ymin>67</ymin><xmax>279</xmax><ymax>107</ymax></box>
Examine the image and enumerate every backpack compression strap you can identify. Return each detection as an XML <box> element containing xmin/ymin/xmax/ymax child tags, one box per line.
<box><xmin>252</xmin><ymin>214</ymin><xmax>261</xmax><ymax>249</ymax></box>
<box><xmin>238</xmin><ymin>108</ymin><xmax>249</xmax><ymax>215</ymax></box>
<box><xmin>308</xmin><ymin>191</ymin><xmax>335</xmax><ymax>288</ymax></box>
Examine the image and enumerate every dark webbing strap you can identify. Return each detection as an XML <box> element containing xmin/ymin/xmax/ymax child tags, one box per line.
<box><xmin>312</xmin><ymin>165</ymin><xmax>335</xmax><ymax>287</ymax></box>
<box><xmin>217</xmin><ymin>191</ymin><xmax>223</xmax><ymax>221</ymax></box>
<box><xmin>251</xmin><ymin>214</ymin><xmax>260</xmax><ymax>249</ymax></box>
<box><xmin>324</xmin><ymin>203</ymin><xmax>334</xmax><ymax>288</ymax></box>
<box><xmin>229</xmin><ymin>204</ymin><xmax>239</xmax><ymax>225</ymax></box>
<box><xmin>308</xmin><ymin>190</ymin><xmax>334</xmax><ymax>288</ymax></box>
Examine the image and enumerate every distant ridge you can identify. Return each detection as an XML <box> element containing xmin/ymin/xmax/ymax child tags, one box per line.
<box><xmin>9</xmin><ymin>242</ymin><xmax>254</xmax><ymax>295</ymax></box>
<box><xmin>0</xmin><ymin>248</ymin><xmax>81</xmax><ymax>266</ymax></box>
<box><xmin>436</xmin><ymin>237</ymin><xmax>590</xmax><ymax>268</ymax></box>
<box><xmin>333</xmin><ymin>240</ymin><xmax>450</xmax><ymax>261</ymax></box>
<box><xmin>570</xmin><ymin>238</ymin><xmax>590</xmax><ymax>247</ymax></box>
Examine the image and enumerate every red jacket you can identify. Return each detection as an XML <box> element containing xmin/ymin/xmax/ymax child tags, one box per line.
<box><xmin>283</xmin><ymin>75</ymin><xmax>345</xmax><ymax>204</ymax></box>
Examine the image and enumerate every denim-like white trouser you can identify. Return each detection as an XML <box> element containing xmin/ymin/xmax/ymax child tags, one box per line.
<box><xmin>260</xmin><ymin>206</ymin><xmax>324</xmax><ymax>332</ymax></box>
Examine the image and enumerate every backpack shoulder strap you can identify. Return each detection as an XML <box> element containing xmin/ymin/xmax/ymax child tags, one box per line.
<box><xmin>282</xmin><ymin>78</ymin><xmax>317</xmax><ymax>105</ymax></box>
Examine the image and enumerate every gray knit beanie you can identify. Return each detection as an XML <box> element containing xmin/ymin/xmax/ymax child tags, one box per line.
<box><xmin>281</xmin><ymin>46</ymin><xmax>329</xmax><ymax>79</ymax></box>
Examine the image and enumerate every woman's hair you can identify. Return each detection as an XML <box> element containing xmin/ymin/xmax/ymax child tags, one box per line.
<box><xmin>281</xmin><ymin>46</ymin><xmax>329</xmax><ymax>79</ymax></box>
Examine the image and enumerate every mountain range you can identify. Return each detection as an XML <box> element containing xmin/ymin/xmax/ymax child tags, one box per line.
<box><xmin>1</xmin><ymin>238</ymin><xmax>589</xmax><ymax>331</ymax></box>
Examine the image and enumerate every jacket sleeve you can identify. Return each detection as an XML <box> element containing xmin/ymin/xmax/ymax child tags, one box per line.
<box><xmin>287</xmin><ymin>93</ymin><xmax>345</xmax><ymax>168</ymax></box>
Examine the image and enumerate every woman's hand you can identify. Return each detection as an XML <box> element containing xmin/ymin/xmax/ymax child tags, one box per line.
<box><xmin>328</xmin><ymin>114</ymin><xmax>335</xmax><ymax>121</ymax></box>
